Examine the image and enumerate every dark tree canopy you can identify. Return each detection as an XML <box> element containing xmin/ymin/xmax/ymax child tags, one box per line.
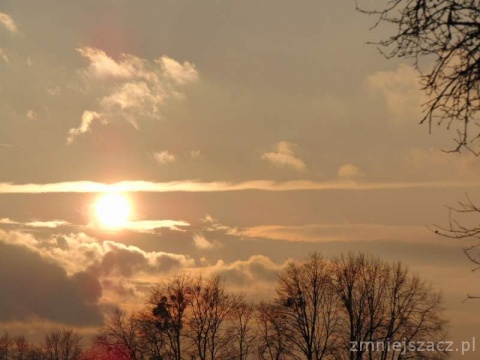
<box><xmin>359</xmin><ymin>0</ymin><xmax>480</xmax><ymax>153</ymax></box>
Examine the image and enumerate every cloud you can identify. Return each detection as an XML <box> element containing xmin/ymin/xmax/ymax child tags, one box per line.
<box><xmin>210</xmin><ymin>255</ymin><xmax>285</xmax><ymax>288</ymax></box>
<box><xmin>235</xmin><ymin>223</ymin><xmax>440</xmax><ymax>243</ymax></box>
<box><xmin>0</xmin><ymin>48</ymin><xmax>8</xmax><ymax>63</ymax></box>
<box><xmin>201</xmin><ymin>214</ymin><xmax>238</xmax><ymax>233</ymax></box>
<box><xmin>262</xmin><ymin>141</ymin><xmax>306</xmax><ymax>171</ymax></box>
<box><xmin>0</xmin><ymin>218</ymin><xmax>70</xmax><ymax>229</ymax></box>
<box><xmin>122</xmin><ymin>219</ymin><xmax>190</xmax><ymax>233</ymax></box>
<box><xmin>77</xmin><ymin>47</ymin><xmax>136</xmax><ymax>80</ymax></box>
<box><xmin>69</xmin><ymin>47</ymin><xmax>199</xmax><ymax>142</ymax></box>
<box><xmin>0</xmin><ymin>230</ymin><xmax>195</xmax><ymax>309</ymax></box>
<box><xmin>92</xmin><ymin>241</ymin><xmax>193</xmax><ymax>277</ymax></box>
<box><xmin>154</xmin><ymin>151</ymin><xmax>176</xmax><ymax>164</ymax></box>
<box><xmin>0</xmin><ymin>234</ymin><xmax>102</xmax><ymax>326</ymax></box>
<box><xmin>1</xmin><ymin>231</ymin><xmax>194</xmax><ymax>277</ymax></box>
<box><xmin>337</xmin><ymin>164</ymin><xmax>365</xmax><ymax>179</ymax></box>
<box><xmin>26</xmin><ymin>110</ymin><xmax>38</xmax><ymax>120</ymax></box>
<box><xmin>0</xmin><ymin>217</ymin><xmax>188</xmax><ymax>233</ymax></box>
<box><xmin>1</xmin><ymin>179</ymin><xmax>480</xmax><ymax>194</ymax></box>
<box><xmin>67</xmin><ymin>111</ymin><xmax>103</xmax><ymax>144</ymax></box>
<box><xmin>190</xmin><ymin>150</ymin><xmax>201</xmax><ymax>159</ymax></box>
<box><xmin>192</xmin><ymin>233</ymin><xmax>216</xmax><ymax>249</ymax></box>
<box><xmin>0</xmin><ymin>12</ymin><xmax>17</xmax><ymax>33</ymax></box>
<box><xmin>368</xmin><ymin>64</ymin><xmax>424</xmax><ymax>121</ymax></box>
<box><xmin>158</xmin><ymin>56</ymin><xmax>199</xmax><ymax>85</ymax></box>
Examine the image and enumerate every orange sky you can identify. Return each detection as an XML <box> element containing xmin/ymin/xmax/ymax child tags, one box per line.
<box><xmin>1</xmin><ymin>1</ymin><xmax>480</xmax><ymax>358</ymax></box>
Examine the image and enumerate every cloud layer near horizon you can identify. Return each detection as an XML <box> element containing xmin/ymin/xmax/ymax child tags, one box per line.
<box><xmin>0</xmin><ymin>179</ymin><xmax>479</xmax><ymax>193</ymax></box>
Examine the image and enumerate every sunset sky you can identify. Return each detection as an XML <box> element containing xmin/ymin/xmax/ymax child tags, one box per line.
<box><xmin>1</xmin><ymin>0</ymin><xmax>480</xmax><ymax>357</ymax></box>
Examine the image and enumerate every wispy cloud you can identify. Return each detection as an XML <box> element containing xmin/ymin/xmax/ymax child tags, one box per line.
<box><xmin>262</xmin><ymin>141</ymin><xmax>306</xmax><ymax>171</ymax></box>
<box><xmin>190</xmin><ymin>150</ymin><xmax>201</xmax><ymax>159</ymax></box>
<box><xmin>0</xmin><ymin>179</ymin><xmax>479</xmax><ymax>194</ymax></box>
<box><xmin>154</xmin><ymin>151</ymin><xmax>176</xmax><ymax>165</ymax></box>
<box><xmin>338</xmin><ymin>164</ymin><xmax>365</xmax><ymax>179</ymax></box>
<box><xmin>0</xmin><ymin>12</ymin><xmax>17</xmax><ymax>33</ymax></box>
<box><xmin>192</xmin><ymin>233</ymin><xmax>217</xmax><ymax>249</ymax></box>
<box><xmin>0</xmin><ymin>48</ymin><xmax>8</xmax><ymax>63</ymax></box>
<box><xmin>122</xmin><ymin>220</ymin><xmax>189</xmax><ymax>233</ymax></box>
<box><xmin>0</xmin><ymin>218</ymin><xmax>70</xmax><ymax>229</ymax></box>
<box><xmin>67</xmin><ymin>111</ymin><xmax>103</xmax><ymax>144</ymax></box>
<box><xmin>68</xmin><ymin>47</ymin><xmax>199</xmax><ymax>142</ymax></box>
<box><xmin>236</xmin><ymin>223</ymin><xmax>437</xmax><ymax>243</ymax></box>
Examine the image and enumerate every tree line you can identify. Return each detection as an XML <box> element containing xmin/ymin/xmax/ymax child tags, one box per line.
<box><xmin>0</xmin><ymin>253</ymin><xmax>448</xmax><ymax>360</ymax></box>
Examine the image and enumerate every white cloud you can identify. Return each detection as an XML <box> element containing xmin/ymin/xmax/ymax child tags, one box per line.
<box><xmin>77</xmin><ymin>47</ymin><xmax>136</xmax><ymax>80</ymax></box>
<box><xmin>0</xmin><ymin>12</ymin><xmax>17</xmax><ymax>33</ymax></box>
<box><xmin>154</xmin><ymin>151</ymin><xmax>176</xmax><ymax>164</ymax></box>
<box><xmin>193</xmin><ymin>233</ymin><xmax>216</xmax><ymax>249</ymax></box>
<box><xmin>262</xmin><ymin>141</ymin><xmax>306</xmax><ymax>171</ymax></box>
<box><xmin>337</xmin><ymin>164</ymin><xmax>365</xmax><ymax>179</ymax></box>
<box><xmin>67</xmin><ymin>111</ymin><xmax>103</xmax><ymax>144</ymax></box>
<box><xmin>368</xmin><ymin>64</ymin><xmax>423</xmax><ymax>121</ymax></box>
<box><xmin>157</xmin><ymin>56</ymin><xmax>199</xmax><ymax>85</ymax></box>
<box><xmin>70</xmin><ymin>47</ymin><xmax>199</xmax><ymax>141</ymax></box>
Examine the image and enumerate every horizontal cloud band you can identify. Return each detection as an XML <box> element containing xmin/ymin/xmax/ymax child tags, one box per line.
<box><xmin>0</xmin><ymin>179</ymin><xmax>479</xmax><ymax>193</ymax></box>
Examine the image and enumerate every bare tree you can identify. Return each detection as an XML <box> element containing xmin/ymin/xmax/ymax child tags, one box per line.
<box><xmin>432</xmin><ymin>195</ymin><xmax>480</xmax><ymax>298</ymax></box>
<box><xmin>225</xmin><ymin>297</ymin><xmax>256</xmax><ymax>360</ymax></box>
<box><xmin>12</xmin><ymin>335</ymin><xmax>30</xmax><ymax>360</ymax></box>
<box><xmin>359</xmin><ymin>0</ymin><xmax>480</xmax><ymax>153</ymax></box>
<box><xmin>256</xmin><ymin>302</ymin><xmax>293</xmax><ymax>360</ymax></box>
<box><xmin>150</xmin><ymin>274</ymin><xmax>193</xmax><ymax>360</ymax></box>
<box><xmin>136</xmin><ymin>310</ymin><xmax>168</xmax><ymax>360</ymax></box>
<box><xmin>332</xmin><ymin>254</ymin><xmax>390</xmax><ymax>360</ymax></box>
<box><xmin>44</xmin><ymin>329</ymin><xmax>82</xmax><ymax>360</ymax></box>
<box><xmin>0</xmin><ymin>332</ymin><xmax>13</xmax><ymax>360</ymax></box>
<box><xmin>93</xmin><ymin>309</ymin><xmax>144</xmax><ymax>360</ymax></box>
<box><xmin>333</xmin><ymin>253</ymin><xmax>448</xmax><ymax>360</ymax></box>
<box><xmin>276</xmin><ymin>252</ymin><xmax>343</xmax><ymax>360</ymax></box>
<box><xmin>186</xmin><ymin>275</ymin><xmax>235</xmax><ymax>360</ymax></box>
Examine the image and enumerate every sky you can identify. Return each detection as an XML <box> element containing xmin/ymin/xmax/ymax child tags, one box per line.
<box><xmin>1</xmin><ymin>0</ymin><xmax>480</xmax><ymax>357</ymax></box>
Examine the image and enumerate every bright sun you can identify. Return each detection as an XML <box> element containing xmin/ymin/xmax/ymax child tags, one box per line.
<box><xmin>95</xmin><ymin>193</ymin><xmax>130</xmax><ymax>228</ymax></box>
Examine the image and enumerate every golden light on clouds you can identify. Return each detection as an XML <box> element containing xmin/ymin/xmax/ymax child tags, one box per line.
<box><xmin>94</xmin><ymin>193</ymin><xmax>131</xmax><ymax>229</ymax></box>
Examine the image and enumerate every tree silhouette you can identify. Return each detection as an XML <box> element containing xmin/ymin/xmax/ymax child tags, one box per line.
<box><xmin>333</xmin><ymin>253</ymin><xmax>447</xmax><ymax>360</ymax></box>
<box><xmin>276</xmin><ymin>253</ymin><xmax>342</xmax><ymax>360</ymax></box>
<box><xmin>150</xmin><ymin>274</ymin><xmax>192</xmax><ymax>360</ymax></box>
<box><xmin>44</xmin><ymin>329</ymin><xmax>83</xmax><ymax>360</ymax></box>
<box><xmin>359</xmin><ymin>0</ymin><xmax>480</xmax><ymax>153</ymax></box>
<box><xmin>0</xmin><ymin>253</ymin><xmax>449</xmax><ymax>360</ymax></box>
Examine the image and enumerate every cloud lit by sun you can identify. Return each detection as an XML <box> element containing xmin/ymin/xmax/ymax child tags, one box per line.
<box><xmin>94</xmin><ymin>193</ymin><xmax>131</xmax><ymax>229</ymax></box>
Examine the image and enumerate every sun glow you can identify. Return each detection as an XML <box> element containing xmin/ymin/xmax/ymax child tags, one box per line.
<box><xmin>94</xmin><ymin>193</ymin><xmax>130</xmax><ymax>228</ymax></box>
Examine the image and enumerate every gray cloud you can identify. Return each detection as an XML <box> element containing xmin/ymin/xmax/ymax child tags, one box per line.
<box><xmin>0</xmin><ymin>241</ymin><xmax>102</xmax><ymax>326</ymax></box>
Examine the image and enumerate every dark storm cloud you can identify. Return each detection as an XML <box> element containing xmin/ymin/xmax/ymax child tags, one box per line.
<box><xmin>0</xmin><ymin>241</ymin><xmax>103</xmax><ymax>326</ymax></box>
